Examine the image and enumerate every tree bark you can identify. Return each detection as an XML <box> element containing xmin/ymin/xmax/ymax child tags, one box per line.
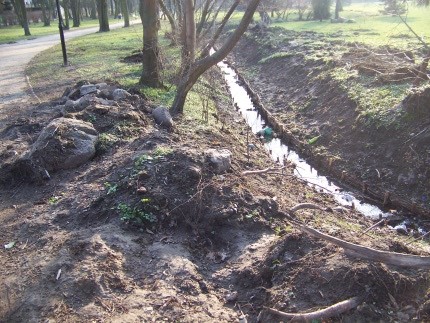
<box><xmin>70</xmin><ymin>0</ymin><xmax>80</xmax><ymax>27</ymax></box>
<box><xmin>16</xmin><ymin>0</ymin><xmax>31</xmax><ymax>35</ymax></box>
<box><xmin>335</xmin><ymin>0</ymin><xmax>341</xmax><ymax>19</ymax></box>
<box><xmin>120</xmin><ymin>0</ymin><xmax>129</xmax><ymax>26</ymax></box>
<box><xmin>97</xmin><ymin>0</ymin><xmax>110</xmax><ymax>31</ymax></box>
<box><xmin>63</xmin><ymin>0</ymin><xmax>70</xmax><ymax>29</ymax></box>
<box><xmin>170</xmin><ymin>0</ymin><xmax>262</xmax><ymax>115</ymax></box>
<box><xmin>139</xmin><ymin>0</ymin><xmax>162</xmax><ymax>87</ymax></box>
<box><xmin>90</xmin><ymin>0</ymin><xmax>97</xmax><ymax>19</ymax></box>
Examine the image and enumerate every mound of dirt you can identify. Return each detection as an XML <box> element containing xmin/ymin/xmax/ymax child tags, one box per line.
<box><xmin>1</xmin><ymin>77</ymin><xmax>430</xmax><ymax>323</ymax></box>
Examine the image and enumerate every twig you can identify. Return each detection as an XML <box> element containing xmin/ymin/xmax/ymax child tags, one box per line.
<box><xmin>241</xmin><ymin>166</ymin><xmax>285</xmax><ymax>175</ymax></box>
<box><xmin>358</xmin><ymin>219</ymin><xmax>385</xmax><ymax>237</ymax></box>
<box><xmin>406</xmin><ymin>231</ymin><xmax>430</xmax><ymax>246</ymax></box>
<box><xmin>258</xmin><ymin>297</ymin><xmax>361</xmax><ymax>322</ymax></box>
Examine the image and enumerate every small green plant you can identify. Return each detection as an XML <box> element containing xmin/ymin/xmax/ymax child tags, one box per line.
<box><xmin>96</xmin><ymin>133</ymin><xmax>118</xmax><ymax>153</ymax></box>
<box><xmin>308</xmin><ymin>136</ymin><xmax>320</xmax><ymax>145</ymax></box>
<box><xmin>48</xmin><ymin>193</ymin><xmax>64</xmax><ymax>205</ymax></box>
<box><xmin>117</xmin><ymin>202</ymin><xmax>157</xmax><ymax>225</ymax></box>
<box><xmin>245</xmin><ymin>209</ymin><xmax>259</xmax><ymax>219</ymax></box>
<box><xmin>153</xmin><ymin>146</ymin><xmax>173</xmax><ymax>157</ymax></box>
<box><xmin>87</xmin><ymin>114</ymin><xmax>97</xmax><ymax>123</ymax></box>
<box><xmin>104</xmin><ymin>182</ymin><xmax>118</xmax><ymax>195</ymax></box>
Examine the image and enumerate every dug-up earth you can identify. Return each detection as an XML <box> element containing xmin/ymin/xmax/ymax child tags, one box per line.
<box><xmin>232</xmin><ymin>27</ymin><xmax>430</xmax><ymax>217</ymax></box>
<box><xmin>1</xmin><ymin>76</ymin><xmax>430</xmax><ymax>323</ymax></box>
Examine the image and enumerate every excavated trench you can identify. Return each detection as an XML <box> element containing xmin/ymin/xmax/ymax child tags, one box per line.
<box><xmin>218</xmin><ymin>59</ymin><xmax>426</xmax><ymax>234</ymax></box>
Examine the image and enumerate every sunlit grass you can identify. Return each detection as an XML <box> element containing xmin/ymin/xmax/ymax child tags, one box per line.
<box><xmin>0</xmin><ymin>16</ymin><xmax>140</xmax><ymax>44</ymax></box>
<box><xmin>26</xmin><ymin>23</ymin><xmax>144</xmax><ymax>97</ymax></box>
<box><xmin>272</xmin><ymin>3</ymin><xmax>430</xmax><ymax>49</ymax></box>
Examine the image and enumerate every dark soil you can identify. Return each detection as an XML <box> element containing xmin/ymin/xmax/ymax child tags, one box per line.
<box><xmin>1</xmin><ymin>60</ymin><xmax>430</xmax><ymax>321</ymax></box>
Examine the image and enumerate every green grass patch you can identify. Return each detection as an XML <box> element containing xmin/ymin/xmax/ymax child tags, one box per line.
<box><xmin>0</xmin><ymin>18</ymin><xmax>107</xmax><ymax>44</ymax></box>
<box><xmin>272</xmin><ymin>3</ymin><xmax>430</xmax><ymax>49</ymax></box>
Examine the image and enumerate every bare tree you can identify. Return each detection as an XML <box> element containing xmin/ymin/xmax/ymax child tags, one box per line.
<box><xmin>170</xmin><ymin>0</ymin><xmax>262</xmax><ymax>115</ymax></box>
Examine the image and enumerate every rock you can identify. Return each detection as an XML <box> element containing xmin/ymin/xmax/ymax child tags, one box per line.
<box><xmin>113</xmin><ymin>88</ymin><xmax>131</xmax><ymax>101</ymax></box>
<box><xmin>225</xmin><ymin>291</ymin><xmax>238</xmax><ymax>303</ymax></box>
<box><xmin>80</xmin><ymin>84</ymin><xmax>97</xmax><ymax>96</ymax></box>
<box><xmin>137</xmin><ymin>186</ymin><xmax>147</xmax><ymax>194</ymax></box>
<box><xmin>152</xmin><ymin>106</ymin><xmax>174</xmax><ymax>128</ymax></box>
<box><xmin>95</xmin><ymin>82</ymin><xmax>108</xmax><ymax>90</ymax></box>
<box><xmin>206</xmin><ymin>149</ymin><xmax>232</xmax><ymax>173</ymax></box>
<box><xmin>99</xmin><ymin>89</ymin><xmax>114</xmax><ymax>100</ymax></box>
<box><xmin>29</xmin><ymin>118</ymin><xmax>98</xmax><ymax>171</ymax></box>
<box><xmin>64</xmin><ymin>95</ymin><xmax>92</xmax><ymax>113</ymax></box>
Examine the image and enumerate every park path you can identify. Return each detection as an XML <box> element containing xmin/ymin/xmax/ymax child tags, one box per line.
<box><xmin>0</xmin><ymin>20</ymin><xmax>140</xmax><ymax>109</ymax></box>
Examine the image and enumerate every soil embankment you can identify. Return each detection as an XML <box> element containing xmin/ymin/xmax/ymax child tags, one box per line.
<box><xmin>232</xmin><ymin>27</ymin><xmax>430</xmax><ymax>217</ymax></box>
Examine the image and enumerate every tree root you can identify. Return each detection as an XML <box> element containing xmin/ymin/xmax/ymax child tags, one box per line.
<box><xmin>258</xmin><ymin>296</ymin><xmax>361</xmax><ymax>322</ymax></box>
<box><xmin>286</xmin><ymin>203</ymin><xmax>430</xmax><ymax>268</ymax></box>
<box><xmin>242</xmin><ymin>166</ymin><xmax>285</xmax><ymax>175</ymax></box>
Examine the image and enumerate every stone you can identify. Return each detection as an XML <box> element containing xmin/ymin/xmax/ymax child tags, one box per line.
<box><xmin>64</xmin><ymin>95</ymin><xmax>92</xmax><ymax>113</ymax></box>
<box><xmin>80</xmin><ymin>84</ymin><xmax>97</xmax><ymax>96</ymax></box>
<box><xmin>206</xmin><ymin>149</ymin><xmax>232</xmax><ymax>173</ymax></box>
<box><xmin>152</xmin><ymin>106</ymin><xmax>174</xmax><ymax>128</ymax></box>
<box><xmin>95</xmin><ymin>82</ymin><xmax>108</xmax><ymax>90</ymax></box>
<box><xmin>113</xmin><ymin>88</ymin><xmax>131</xmax><ymax>101</ymax></box>
<box><xmin>29</xmin><ymin>118</ymin><xmax>98</xmax><ymax>171</ymax></box>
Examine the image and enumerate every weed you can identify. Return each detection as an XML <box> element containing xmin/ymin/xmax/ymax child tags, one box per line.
<box><xmin>87</xmin><ymin>114</ymin><xmax>97</xmax><ymax>123</ymax></box>
<box><xmin>48</xmin><ymin>193</ymin><xmax>64</xmax><ymax>204</ymax></box>
<box><xmin>104</xmin><ymin>182</ymin><xmax>118</xmax><ymax>195</ymax></box>
<box><xmin>96</xmin><ymin>133</ymin><xmax>118</xmax><ymax>153</ymax></box>
<box><xmin>308</xmin><ymin>136</ymin><xmax>320</xmax><ymax>145</ymax></box>
<box><xmin>153</xmin><ymin>146</ymin><xmax>173</xmax><ymax>157</ymax></box>
<box><xmin>117</xmin><ymin>202</ymin><xmax>157</xmax><ymax>225</ymax></box>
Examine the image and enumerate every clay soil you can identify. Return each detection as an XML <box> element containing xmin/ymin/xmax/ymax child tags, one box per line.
<box><xmin>1</xmin><ymin>52</ymin><xmax>430</xmax><ymax>322</ymax></box>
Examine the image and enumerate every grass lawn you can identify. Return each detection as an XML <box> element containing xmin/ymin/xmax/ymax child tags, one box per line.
<box><xmin>272</xmin><ymin>3</ymin><xmax>430</xmax><ymax>49</ymax></box>
<box><xmin>0</xmin><ymin>17</ymin><xmax>127</xmax><ymax>44</ymax></box>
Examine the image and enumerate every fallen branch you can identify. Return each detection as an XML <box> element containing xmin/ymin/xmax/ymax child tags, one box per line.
<box><xmin>259</xmin><ymin>297</ymin><xmax>361</xmax><ymax>322</ymax></box>
<box><xmin>358</xmin><ymin>219</ymin><xmax>385</xmax><ymax>237</ymax></box>
<box><xmin>242</xmin><ymin>166</ymin><xmax>285</xmax><ymax>175</ymax></box>
<box><xmin>286</xmin><ymin>204</ymin><xmax>430</xmax><ymax>268</ymax></box>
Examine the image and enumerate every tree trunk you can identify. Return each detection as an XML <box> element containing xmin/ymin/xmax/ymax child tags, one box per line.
<box><xmin>114</xmin><ymin>0</ymin><xmax>120</xmax><ymax>17</ymax></box>
<box><xmin>182</xmin><ymin>0</ymin><xmax>195</xmax><ymax>71</ymax></box>
<box><xmin>139</xmin><ymin>0</ymin><xmax>162</xmax><ymax>87</ymax></box>
<box><xmin>16</xmin><ymin>0</ymin><xmax>31</xmax><ymax>35</ymax></box>
<box><xmin>335</xmin><ymin>0</ymin><xmax>341</xmax><ymax>19</ymax></box>
<box><xmin>159</xmin><ymin>0</ymin><xmax>177</xmax><ymax>42</ymax></box>
<box><xmin>63</xmin><ymin>0</ymin><xmax>70</xmax><ymax>29</ymax></box>
<box><xmin>120</xmin><ymin>0</ymin><xmax>129</xmax><ymax>26</ymax></box>
<box><xmin>70</xmin><ymin>0</ymin><xmax>80</xmax><ymax>27</ymax></box>
<box><xmin>90</xmin><ymin>0</ymin><xmax>97</xmax><ymax>19</ymax></box>
<box><xmin>170</xmin><ymin>0</ymin><xmax>261</xmax><ymax>115</ymax></box>
<box><xmin>97</xmin><ymin>0</ymin><xmax>110</xmax><ymax>31</ymax></box>
<box><xmin>110</xmin><ymin>0</ymin><xmax>114</xmax><ymax>15</ymax></box>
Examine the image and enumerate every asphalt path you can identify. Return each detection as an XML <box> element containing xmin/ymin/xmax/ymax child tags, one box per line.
<box><xmin>0</xmin><ymin>20</ymin><xmax>141</xmax><ymax>108</ymax></box>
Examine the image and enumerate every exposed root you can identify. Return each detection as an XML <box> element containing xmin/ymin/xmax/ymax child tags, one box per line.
<box><xmin>286</xmin><ymin>204</ymin><xmax>430</xmax><ymax>268</ymax></box>
<box><xmin>242</xmin><ymin>166</ymin><xmax>286</xmax><ymax>175</ymax></box>
<box><xmin>258</xmin><ymin>296</ymin><xmax>361</xmax><ymax>322</ymax></box>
